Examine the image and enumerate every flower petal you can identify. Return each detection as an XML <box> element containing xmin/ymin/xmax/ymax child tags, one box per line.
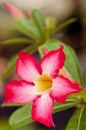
<box><xmin>32</xmin><ymin>94</ymin><xmax>54</xmax><ymax>127</ymax></box>
<box><xmin>50</xmin><ymin>76</ymin><xmax>82</xmax><ymax>103</ymax></box>
<box><xmin>40</xmin><ymin>46</ymin><xmax>65</xmax><ymax>78</ymax></box>
<box><xmin>16</xmin><ymin>52</ymin><xmax>42</xmax><ymax>82</ymax></box>
<box><xmin>4</xmin><ymin>80</ymin><xmax>37</xmax><ymax>104</ymax></box>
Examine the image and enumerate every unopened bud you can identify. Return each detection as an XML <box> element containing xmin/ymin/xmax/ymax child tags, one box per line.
<box><xmin>4</xmin><ymin>2</ymin><xmax>25</xmax><ymax>19</ymax></box>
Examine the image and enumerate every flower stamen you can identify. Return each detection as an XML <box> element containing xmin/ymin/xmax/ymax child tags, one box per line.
<box><xmin>35</xmin><ymin>74</ymin><xmax>53</xmax><ymax>92</ymax></box>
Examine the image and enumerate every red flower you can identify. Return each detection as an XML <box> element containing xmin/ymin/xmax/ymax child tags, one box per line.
<box><xmin>4</xmin><ymin>46</ymin><xmax>82</xmax><ymax>127</ymax></box>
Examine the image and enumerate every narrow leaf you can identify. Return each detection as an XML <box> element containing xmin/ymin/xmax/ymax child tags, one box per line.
<box><xmin>55</xmin><ymin>18</ymin><xmax>77</xmax><ymax>32</ymax></box>
<box><xmin>32</xmin><ymin>9</ymin><xmax>45</xmax><ymax>40</ymax></box>
<box><xmin>53</xmin><ymin>102</ymin><xmax>76</xmax><ymax>113</ymax></box>
<box><xmin>1</xmin><ymin>55</ymin><xmax>16</xmax><ymax>82</ymax></box>
<box><xmin>1</xmin><ymin>38</ymin><xmax>34</xmax><ymax>45</ymax></box>
<box><xmin>9</xmin><ymin>102</ymin><xmax>76</xmax><ymax>128</ymax></box>
<box><xmin>32</xmin><ymin>9</ymin><xmax>45</xmax><ymax>30</ymax></box>
<box><xmin>66</xmin><ymin>106</ymin><xmax>86</xmax><ymax>130</ymax></box>
<box><xmin>65</xmin><ymin>46</ymin><xmax>83</xmax><ymax>85</ymax></box>
<box><xmin>14</xmin><ymin>18</ymin><xmax>43</xmax><ymax>41</ymax></box>
<box><xmin>9</xmin><ymin>104</ymin><xmax>32</xmax><ymax>127</ymax></box>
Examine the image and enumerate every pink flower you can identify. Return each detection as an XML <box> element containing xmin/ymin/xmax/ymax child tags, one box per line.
<box><xmin>4</xmin><ymin>46</ymin><xmax>82</xmax><ymax>127</ymax></box>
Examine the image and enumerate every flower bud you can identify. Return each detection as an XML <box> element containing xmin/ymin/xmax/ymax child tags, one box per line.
<box><xmin>4</xmin><ymin>2</ymin><xmax>25</xmax><ymax>19</ymax></box>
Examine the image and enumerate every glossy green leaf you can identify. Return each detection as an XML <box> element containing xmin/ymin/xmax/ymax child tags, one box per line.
<box><xmin>38</xmin><ymin>39</ymin><xmax>83</xmax><ymax>84</ymax></box>
<box><xmin>32</xmin><ymin>9</ymin><xmax>45</xmax><ymax>40</ymax></box>
<box><xmin>9</xmin><ymin>101</ymin><xmax>76</xmax><ymax>128</ymax></box>
<box><xmin>1</xmin><ymin>38</ymin><xmax>34</xmax><ymax>45</ymax></box>
<box><xmin>14</xmin><ymin>18</ymin><xmax>43</xmax><ymax>41</ymax></box>
<box><xmin>66</xmin><ymin>106</ymin><xmax>86</xmax><ymax>130</ymax></box>
<box><xmin>53</xmin><ymin>102</ymin><xmax>76</xmax><ymax>113</ymax></box>
<box><xmin>32</xmin><ymin>9</ymin><xmax>45</xmax><ymax>30</ymax></box>
<box><xmin>65</xmin><ymin>46</ymin><xmax>83</xmax><ymax>85</ymax></box>
<box><xmin>9</xmin><ymin>104</ymin><xmax>32</xmax><ymax>127</ymax></box>
<box><xmin>55</xmin><ymin>18</ymin><xmax>77</xmax><ymax>32</ymax></box>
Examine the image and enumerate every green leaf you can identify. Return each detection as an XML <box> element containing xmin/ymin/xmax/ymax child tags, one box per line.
<box><xmin>9</xmin><ymin>101</ymin><xmax>76</xmax><ymax>128</ymax></box>
<box><xmin>55</xmin><ymin>18</ymin><xmax>77</xmax><ymax>32</ymax></box>
<box><xmin>44</xmin><ymin>17</ymin><xmax>56</xmax><ymax>39</ymax></box>
<box><xmin>1</xmin><ymin>55</ymin><xmax>16</xmax><ymax>82</ymax></box>
<box><xmin>9</xmin><ymin>104</ymin><xmax>32</xmax><ymax>128</ymax></box>
<box><xmin>32</xmin><ymin>9</ymin><xmax>45</xmax><ymax>30</ymax></box>
<box><xmin>66</xmin><ymin>106</ymin><xmax>86</xmax><ymax>130</ymax></box>
<box><xmin>53</xmin><ymin>102</ymin><xmax>76</xmax><ymax>113</ymax></box>
<box><xmin>71</xmin><ymin>90</ymin><xmax>86</xmax><ymax>103</ymax></box>
<box><xmin>14</xmin><ymin>18</ymin><xmax>43</xmax><ymax>41</ymax></box>
<box><xmin>38</xmin><ymin>39</ymin><xmax>83</xmax><ymax>84</ymax></box>
<box><xmin>44</xmin><ymin>17</ymin><xmax>56</xmax><ymax>29</ymax></box>
<box><xmin>32</xmin><ymin>9</ymin><xmax>46</xmax><ymax>40</ymax></box>
<box><xmin>65</xmin><ymin>46</ymin><xmax>83</xmax><ymax>85</ymax></box>
<box><xmin>1</xmin><ymin>38</ymin><xmax>34</xmax><ymax>45</ymax></box>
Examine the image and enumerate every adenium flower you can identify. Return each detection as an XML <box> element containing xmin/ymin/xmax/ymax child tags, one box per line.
<box><xmin>4</xmin><ymin>46</ymin><xmax>82</xmax><ymax>127</ymax></box>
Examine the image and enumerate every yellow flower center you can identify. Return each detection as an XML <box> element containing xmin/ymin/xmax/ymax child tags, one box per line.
<box><xmin>35</xmin><ymin>74</ymin><xmax>53</xmax><ymax>92</ymax></box>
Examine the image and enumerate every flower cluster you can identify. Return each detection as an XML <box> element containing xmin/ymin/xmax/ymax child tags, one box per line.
<box><xmin>4</xmin><ymin>46</ymin><xmax>82</xmax><ymax>127</ymax></box>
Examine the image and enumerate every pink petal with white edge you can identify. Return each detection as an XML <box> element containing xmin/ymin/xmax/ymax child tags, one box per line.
<box><xmin>40</xmin><ymin>46</ymin><xmax>65</xmax><ymax>78</ymax></box>
<box><xmin>16</xmin><ymin>52</ymin><xmax>42</xmax><ymax>82</ymax></box>
<box><xmin>50</xmin><ymin>76</ymin><xmax>82</xmax><ymax>103</ymax></box>
<box><xmin>32</xmin><ymin>94</ymin><xmax>54</xmax><ymax>127</ymax></box>
<box><xmin>4</xmin><ymin>80</ymin><xmax>37</xmax><ymax>104</ymax></box>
